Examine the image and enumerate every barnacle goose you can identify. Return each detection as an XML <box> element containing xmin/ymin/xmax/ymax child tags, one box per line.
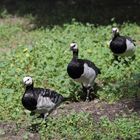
<box><xmin>67</xmin><ymin>42</ymin><xmax>101</xmax><ymax>101</ymax></box>
<box><xmin>22</xmin><ymin>76</ymin><xmax>64</xmax><ymax>119</ymax></box>
<box><xmin>110</xmin><ymin>27</ymin><xmax>136</xmax><ymax>60</ymax></box>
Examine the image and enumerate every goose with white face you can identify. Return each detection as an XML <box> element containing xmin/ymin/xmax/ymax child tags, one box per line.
<box><xmin>70</xmin><ymin>42</ymin><xmax>78</xmax><ymax>51</ymax></box>
<box><xmin>23</xmin><ymin>76</ymin><xmax>33</xmax><ymax>86</ymax></box>
<box><xmin>112</xmin><ymin>27</ymin><xmax>119</xmax><ymax>33</ymax></box>
<box><xmin>67</xmin><ymin>42</ymin><xmax>101</xmax><ymax>101</ymax></box>
<box><xmin>112</xmin><ymin>27</ymin><xmax>119</xmax><ymax>36</ymax></box>
<box><xmin>22</xmin><ymin>76</ymin><xmax>64</xmax><ymax>119</ymax></box>
<box><xmin>110</xmin><ymin>27</ymin><xmax>136</xmax><ymax>58</ymax></box>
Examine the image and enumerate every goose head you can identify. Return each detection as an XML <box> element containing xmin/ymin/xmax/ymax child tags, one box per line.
<box><xmin>23</xmin><ymin>76</ymin><xmax>33</xmax><ymax>86</ymax></box>
<box><xmin>70</xmin><ymin>42</ymin><xmax>78</xmax><ymax>51</ymax></box>
<box><xmin>112</xmin><ymin>27</ymin><xmax>119</xmax><ymax>37</ymax></box>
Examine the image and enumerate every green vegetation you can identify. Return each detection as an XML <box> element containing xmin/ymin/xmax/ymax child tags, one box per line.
<box><xmin>39</xmin><ymin>113</ymin><xmax>140</xmax><ymax>140</ymax></box>
<box><xmin>0</xmin><ymin>15</ymin><xmax>140</xmax><ymax>139</ymax></box>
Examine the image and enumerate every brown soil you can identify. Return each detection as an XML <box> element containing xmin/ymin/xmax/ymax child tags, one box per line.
<box><xmin>53</xmin><ymin>98</ymin><xmax>140</xmax><ymax>120</ymax></box>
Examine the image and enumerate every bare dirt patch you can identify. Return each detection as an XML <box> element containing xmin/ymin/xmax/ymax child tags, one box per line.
<box><xmin>0</xmin><ymin>122</ymin><xmax>40</xmax><ymax>140</ymax></box>
<box><xmin>53</xmin><ymin>98</ymin><xmax>140</xmax><ymax>121</ymax></box>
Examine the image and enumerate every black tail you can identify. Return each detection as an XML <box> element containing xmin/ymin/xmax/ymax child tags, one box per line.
<box><xmin>98</xmin><ymin>69</ymin><xmax>101</xmax><ymax>74</ymax></box>
<box><xmin>97</xmin><ymin>67</ymin><xmax>101</xmax><ymax>74</ymax></box>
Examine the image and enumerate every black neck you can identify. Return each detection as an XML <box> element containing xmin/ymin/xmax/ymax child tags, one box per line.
<box><xmin>113</xmin><ymin>33</ymin><xmax>120</xmax><ymax>39</ymax></box>
<box><xmin>25</xmin><ymin>84</ymin><xmax>34</xmax><ymax>91</ymax></box>
<box><xmin>72</xmin><ymin>49</ymin><xmax>78</xmax><ymax>60</ymax></box>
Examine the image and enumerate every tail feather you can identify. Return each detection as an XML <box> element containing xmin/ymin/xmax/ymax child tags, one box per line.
<box><xmin>97</xmin><ymin>67</ymin><xmax>101</xmax><ymax>74</ymax></box>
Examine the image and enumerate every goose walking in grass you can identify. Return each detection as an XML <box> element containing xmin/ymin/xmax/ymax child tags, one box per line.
<box><xmin>67</xmin><ymin>42</ymin><xmax>101</xmax><ymax>101</ymax></box>
<box><xmin>22</xmin><ymin>76</ymin><xmax>64</xmax><ymax>119</ymax></box>
<box><xmin>109</xmin><ymin>27</ymin><xmax>136</xmax><ymax>61</ymax></box>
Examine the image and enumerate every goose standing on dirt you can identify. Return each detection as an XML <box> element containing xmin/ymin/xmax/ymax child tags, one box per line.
<box><xmin>109</xmin><ymin>27</ymin><xmax>136</xmax><ymax>60</ymax></box>
<box><xmin>22</xmin><ymin>76</ymin><xmax>64</xmax><ymax>119</ymax></box>
<box><xmin>67</xmin><ymin>42</ymin><xmax>101</xmax><ymax>101</ymax></box>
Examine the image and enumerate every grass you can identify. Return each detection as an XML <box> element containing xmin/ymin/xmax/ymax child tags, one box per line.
<box><xmin>0</xmin><ymin>15</ymin><xmax>140</xmax><ymax>139</ymax></box>
<box><xmin>33</xmin><ymin>112</ymin><xmax>140</xmax><ymax>140</ymax></box>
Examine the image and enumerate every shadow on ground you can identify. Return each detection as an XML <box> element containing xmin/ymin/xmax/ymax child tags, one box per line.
<box><xmin>0</xmin><ymin>0</ymin><xmax>140</xmax><ymax>27</ymax></box>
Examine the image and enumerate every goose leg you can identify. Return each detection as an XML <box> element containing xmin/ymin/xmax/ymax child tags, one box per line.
<box><xmin>82</xmin><ymin>85</ymin><xmax>92</xmax><ymax>101</ymax></box>
<box><xmin>86</xmin><ymin>87</ymin><xmax>92</xmax><ymax>102</ymax></box>
<box><xmin>44</xmin><ymin>112</ymin><xmax>49</xmax><ymax>120</ymax></box>
<box><xmin>86</xmin><ymin>89</ymin><xmax>90</xmax><ymax>102</ymax></box>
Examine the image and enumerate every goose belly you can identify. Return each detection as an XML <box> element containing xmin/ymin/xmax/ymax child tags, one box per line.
<box><xmin>36</xmin><ymin>95</ymin><xmax>55</xmax><ymax>113</ymax></box>
<box><xmin>115</xmin><ymin>39</ymin><xmax>135</xmax><ymax>56</ymax></box>
<box><xmin>75</xmin><ymin>63</ymin><xmax>96</xmax><ymax>87</ymax></box>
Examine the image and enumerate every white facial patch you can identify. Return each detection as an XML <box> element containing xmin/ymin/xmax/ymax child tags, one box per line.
<box><xmin>112</xmin><ymin>27</ymin><xmax>119</xmax><ymax>33</ymax></box>
<box><xmin>23</xmin><ymin>76</ymin><xmax>33</xmax><ymax>86</ymax></box>
<box><xmin>70</xmin><ymin>43</ymin><xmax>78</xmax><ymax>50</ymax></box>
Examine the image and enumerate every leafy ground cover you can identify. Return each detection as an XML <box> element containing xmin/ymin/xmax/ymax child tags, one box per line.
<box><xmin>0</xmin><ymin>15</ymin><xmax>140</xmax><ymax>139</ymax></box>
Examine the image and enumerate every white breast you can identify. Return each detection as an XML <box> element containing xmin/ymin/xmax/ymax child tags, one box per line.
<box><xmin>75</xmin><ymin>63</ymin><xmax>96</xmax><ymax>87</ymax></box>
<box><xmin>36</xmin><ymin>95</ymin><xmax>55</xmax><ymax>114</ymax></box>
